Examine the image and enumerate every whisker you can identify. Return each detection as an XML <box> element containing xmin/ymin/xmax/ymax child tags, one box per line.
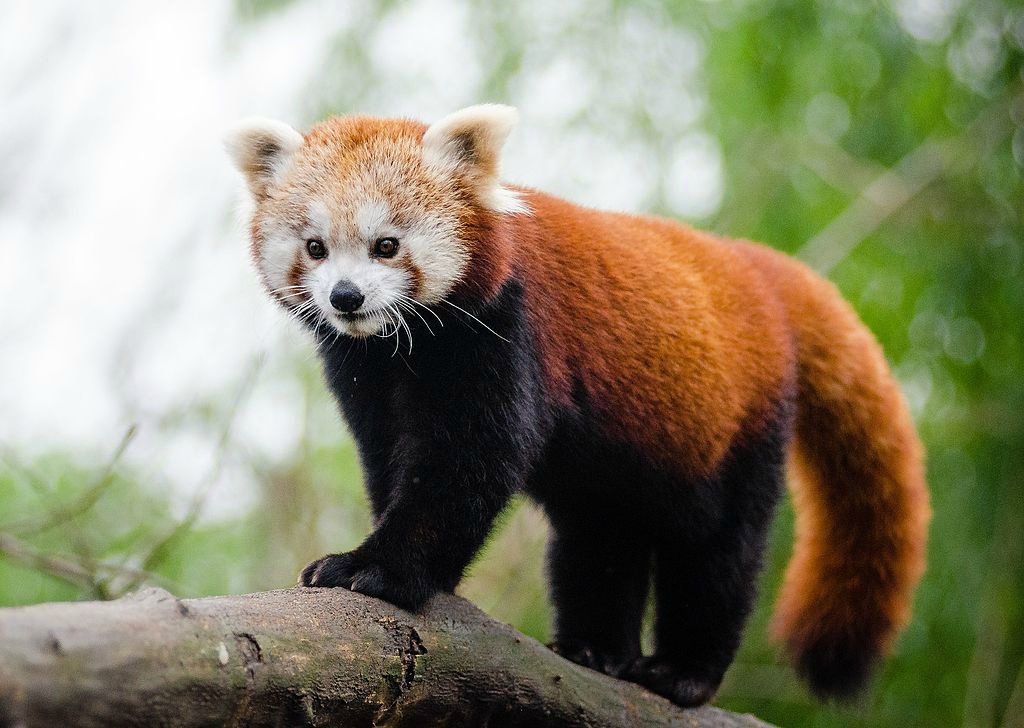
<box><xmin>292</xmin><ymin>300</ymin><xmax>319</xmax><ymax>316</ymax></box>
<box><xmin>440</xmin><ymin>299</ymin><xmax>511</xmax><ymax>342</ymax></box>
<box><xmin>331</xmin><ymin>314</ymin><xmax>344</xmax><ymax>346</ymax></box>
<box><xmin>386</xmin><ymin>308</ymin><xmax>401</xmax><ymax>357</ymax></box>
<box><xmin>396</xmin><ymin>351</ymin><xmax>417</xmax><ymax>377</ymax></box>
<box><xmin>395</xmin><ymin>293</ymin><xmax>444</xmax><ymax>328</ymax></box>
<box><xmin>373</xmin><ymin>307</ymin><xmax>400</xmax><ymax>342</ymax></box>
<box><xmin>392</xmin><ymin>303</ymin><xmax>414</xmax><ymax>355</ymax></box>
<box><xmin>396</xmin><ymin>300</ymin><xmax>435</xmax><ymax>337</ymax></box>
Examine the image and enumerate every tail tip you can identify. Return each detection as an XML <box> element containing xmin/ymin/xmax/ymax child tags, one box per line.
<box><xmin>794</xmin><ymin>637</ymin><xmax>879</xmax><ymax>702</ymax></box>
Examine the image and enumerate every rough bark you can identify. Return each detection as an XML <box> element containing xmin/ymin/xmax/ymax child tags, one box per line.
<box><xmin>0</xmin><ymin>587</ymin><xmax>772</xmax><ymax>727</ymax></box>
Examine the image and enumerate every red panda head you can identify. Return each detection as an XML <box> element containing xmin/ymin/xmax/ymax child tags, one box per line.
<box><xmin>226</xmin><ymin>105</ymin><xmax>525</xmax><ymax>338</ymax></box>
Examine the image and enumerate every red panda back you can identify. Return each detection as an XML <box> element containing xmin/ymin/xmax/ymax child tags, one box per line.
<box><xmin>505</xmin><ymin>190</ymin><xmax>795</xmax><ymax>478</ymax></box>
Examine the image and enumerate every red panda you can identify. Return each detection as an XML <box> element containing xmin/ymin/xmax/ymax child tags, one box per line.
<box><xmin>226</xmin><ymin>104</ymin><xmax>930</xmax><ymax>707</ymax></box>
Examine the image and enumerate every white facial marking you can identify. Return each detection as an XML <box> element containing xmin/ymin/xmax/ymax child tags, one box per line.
<box><xmin>258</xmin><ymin>218</ymin><xmax>298</xmax><ymax>293</ymax></box>
<box><xmin>401</xmin><ymin>214</ymin><xmax>468</xmax><ymax>302</ymax></box>
<box><xmin>305</xmin><ymin>201</ymin><xmax>332</xmax><ymax>241</ymax></box>
<box><xmin>356</xmin><ymin>200</ymin><xmax>393</xmax><ymax>240</ymax></box>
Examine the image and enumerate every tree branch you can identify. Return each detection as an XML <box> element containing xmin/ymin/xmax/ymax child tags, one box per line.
<box><xmin>0</xmin><ymin>587</ymin><xmax>773</xmax><ymax>727</ymax></box>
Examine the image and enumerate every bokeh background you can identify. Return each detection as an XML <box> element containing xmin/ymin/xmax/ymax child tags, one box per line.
<box><xmin>1</xmin><ymin>1</ymin><xmax>1022</xmax><ymax>726</ymax></box>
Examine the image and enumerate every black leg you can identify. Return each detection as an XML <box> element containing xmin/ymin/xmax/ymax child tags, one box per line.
<box><xmin>623</xmin><ymin>518</ymin><xmax>769</xmax><ymax>705</ymax></box>
<box><xmin>300</xmin><ymin>317</ymin><xmax>545</xmax><ymax>609</ymax></box>
<box><xmin>624</xmin><ymin>424</ymin><xmax>788</xmax><ymax>706</ymax></box>
<box><xmin>299</xmin><ymin>460</ymin><xmax>521</xmax><ymax>610</ymax></box>
<box><xmin>301</xmin><ymin>282</ymin><xmax>548</xmax><ymax>612</ymax></box>
<box><xmin>546</xmin><ymin>508</ymin><xmax>652</xmax><ymax>676</ymax></box>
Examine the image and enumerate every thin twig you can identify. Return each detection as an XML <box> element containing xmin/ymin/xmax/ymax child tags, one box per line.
<box><xmin>2</xmin><ymin>426</ymin><xmax>137</xmax><ymax>535</ymax></box>
<box><xmin>0</xmin><ymin>532</ymin><xmax>95</xmax><ymax>588</ymax></box>
<box><xmin>0</xmin><ymin>531</ymin><xmax>165</xmax><ymax>598</ymax></box>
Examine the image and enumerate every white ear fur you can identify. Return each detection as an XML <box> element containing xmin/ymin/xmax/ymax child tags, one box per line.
<box><xmin>224</xmin><ymin>117</ymin><xmax>303</xmax><ymax>198</ymax></box>
<box><xmin>423</xmin><ymin>104</ymin><xmax>527</xmax><ymax>214</ymax></box>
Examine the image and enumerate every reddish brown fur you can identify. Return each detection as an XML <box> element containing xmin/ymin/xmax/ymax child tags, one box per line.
<box><xmin>490</xmin><ymin>191</ymin><xmax>795</xmax><ymax>476</ymax></box>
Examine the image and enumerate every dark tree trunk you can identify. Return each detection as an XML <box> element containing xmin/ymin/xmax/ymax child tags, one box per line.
<box><xmin>0</xmin><ymin>587</ymin><xmax>773</xmax><ymax>727</ymax></box>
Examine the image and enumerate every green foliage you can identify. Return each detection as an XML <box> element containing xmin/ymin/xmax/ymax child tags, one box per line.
<box><xmin>3</xmin><ymin>1</ymin><xmax>1022</xmax><ymax>726</ymax></box>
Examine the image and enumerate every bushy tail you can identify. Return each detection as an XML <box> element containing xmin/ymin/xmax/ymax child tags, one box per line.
<box><xmin>745</xmin><ymin>245</ymin><xmax>930</xmax><ymax>699</ymax></box>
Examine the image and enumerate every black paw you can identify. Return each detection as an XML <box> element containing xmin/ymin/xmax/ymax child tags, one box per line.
<box><xmin>621</xmin><ymin>656</ymin><xmax>719</xmax><ymax>707</ymax></box>
<box><xmin>299</xmin><ymin>551</ymin><xmax>361</xmax><ymax>588</ymax></box>
<box><xmin>298</xmin><ymin>550</ymin><xmax>434</xmax><ymax>611</ymax></box>
<box><xmin>548</xmin><ymin>640</ymin><xmax>629</xmax><ymax>677</ymax></box>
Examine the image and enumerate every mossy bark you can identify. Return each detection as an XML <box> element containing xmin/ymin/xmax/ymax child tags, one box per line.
<box><xmin>0</xmin><ymin>587</ymin><xmax>772</xmax><ymax>727</ymax></box>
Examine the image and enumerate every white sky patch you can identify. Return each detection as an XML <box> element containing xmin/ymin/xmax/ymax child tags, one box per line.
<box><xmin>947</xmin><ymin>17</ymin><xmax>1004</xmax><ymax>92</ymax></box>
<box><xmin>891</xmin><ymin>0</ymin><xmax>962</xmax><ymax>43</ymax></box>
<box><xmin>364</xmin><ymin>0</ymin><xmax>480</xmax><ymax>118</ymax></box>
<box><xmin>499</xmin><ymin>0</ymin><xmax>710</xmax><ymax>215</ymax></box>
<box><xmin>516</xmin><ymin>57</ymin><xmax>596</xmax><ymax>126</ymax></box>
<box><xmin>665</xmin><ymin>132</ymin><xmax>725</xmax><ymax>220</ymax></box>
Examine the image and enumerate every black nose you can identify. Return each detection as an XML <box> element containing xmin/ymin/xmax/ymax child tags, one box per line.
<box><xmin>330</xmin><ymin>280</ymin><xmax>365</xmax><ymax>313</ymax></box>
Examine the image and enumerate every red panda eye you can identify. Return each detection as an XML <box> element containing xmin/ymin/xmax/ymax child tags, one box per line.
<box><xmin>373</xmin><ymin>237</ymin><xmax>400</xmax><ymax>258</ymax></box>
<box><xmin>306</xmin><ymin>239</ymin><xmax>327</xmax><ymax>259</ymax></box>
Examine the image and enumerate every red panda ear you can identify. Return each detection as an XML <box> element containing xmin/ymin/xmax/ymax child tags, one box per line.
<box><xmin>224</xmin><ymin>118</ymin><xmax>303</xmax><ymax>199</ymax></box>
<box><xmin>423</xmin><ymin>104</ymin><xmax>525</xmax><ymax>213</ymax></box>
